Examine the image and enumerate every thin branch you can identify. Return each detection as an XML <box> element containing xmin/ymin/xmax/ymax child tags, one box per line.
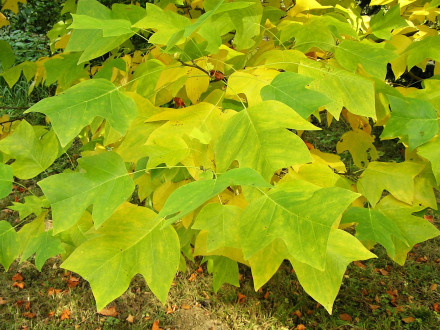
<box><xmin>177</xmin><ymin>59</ymin><xmax>211</xmax><ymax>77</ymax></box>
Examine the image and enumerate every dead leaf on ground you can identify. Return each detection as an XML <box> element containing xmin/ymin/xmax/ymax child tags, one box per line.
<box><xmin>433</xmin><ymin>303</ymin><xmax>440</xmax><ymax>313</ymax></box>
<box><xmin>369</xmin><ymin>304</ymin><xmax>380</xmax><ymax>310</ymax></box>
<box><xmin>48</xmin><ymin>311</ymin><xmax>55</xmax><ymax>317</ymax></box>
<box><xmin>430</xmin><ymin>283</ymin><xmax>438</xmax><ymax>291</ymax></box>
<box><xmin>264</xmin><ymin>291</ymin><xmax>270</xmax><ymax>299</ymax></box>
<box><xmin>376</xmin><ymin>268</ymin><xmax>389</xmax><ymax>276</ymax></box>
<box><xmin>0</xmin><ymin>297</ymin><xmax>7</xmax><ymax>305</ymax></box>
<box><xmin>12</xmin><ymin>282</ymin><xmax>25</xmax><ymax>289</ymax></box>
<box><xmin>152</xmin><ymin>319</ymin><xmax>161</xmax><ymax>330</ymax></box>
<box><xmin>188</xmin><ymin>273</ymin><xmax>197</xmax><ymax>282</ymax></box>
<box><xmin>22</xmin><ymin>312</ymin><xmax>36</xmax><ymax>319</ymax></box>
<box><xmin>297</xmin><ymin>324</ymin><xmax>306</xmax><ymax>330</ymax></box>
<box><xmin>98</xmin><ymin>306</ymin><xmax>118</xmax><ymax>317</ymax></box>
<box><xmin>67</xmin><ymin>276</ymin><xmax>80</xmax><ymax>288</ymax></box>
<box><xmin>237</xmin><ymin>292</ymin><xmax>246</xmax><ymax>304</ymax></box>
<box><xmin>60</xmin><ymin>309</ymin><xmax>71</xmax><ymax>320</ymax></box>
<box><xmin>416</xmin><ymin>256</ymin><xmax>428</xmax><ymax>263</ymax></box>
<box><xmin>424</xmin><ymin>214</ymin><xmax>434</xmax><ymax>223</ymax></box>
<box><xmin>48</xmin><ymin>288</ymin><xmax>63</xmax><ymax>295</ymax></box>
<box><xmin>339</xmin><ymin>313</ymin><xmax>353</xmax><ymax>321</ymax></box>
<box><xmin>16</xmin><ymin>300</ymin><xmax>26</xmax><ymax>307</ymax></box>
<box><xmin>293</xmin><ymin>310</ymin><xmax>302</xmax><ymax>318</ymax></box>
<box><xmin>126</xmin><ymin>314</ymin><xmax>134</xmax><ymax>323</ymax></box>
<box><xmin>196</xmin><ymin>266</ymin><xmax>203</xmax><ymax>274</ymax></box>
<box><xmin>25</xmin><ymin>301</ymin><xmax>30</xmax><ymax>310</ymax></box>
<box><xmin>181</xmin><ymin>304</ymin><xmax>191</xmax><ymax>310</ymax></box>
<box><xmin>12</xmin><ymin>273</ymin><xmax>23</xmax><ymax>281</ymax></box>
<box><xmin>166</xmin><ymin>305</ymin><xmax>177</xmax><ymax>314</ymax></box>
<box><xmin>354</xmin><ymin>261</ymin><xmax>366</xmax><ymax>268</ymax></box>
<box><xmin>402</xmin><ymin>316</ymin><xmax>415</xmax><ymax>323</ymax></box>
<box><xmin>396</xmin><ymin>306</ymin><xmax>405</xmax><ymax>312</ymax></box>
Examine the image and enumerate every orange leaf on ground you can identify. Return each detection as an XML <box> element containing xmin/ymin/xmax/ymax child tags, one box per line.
<box><xmin>188</xmin><ymin>273</ymin><xmax>197</xmax><ymax>282</ymax></box>
<box><xmin>22</xmin><ymin>312</ymin><xmax>36</xmax><ymax>319</ymax></box>
<box><xmin>48</xmin><ymin>311</ymin><xmax>55</xmax><ymax>317</ymax></box>
<box><xmin>67</xmin><ymin>276</ymin><xmax>80</xmax><ymax>288</ymax></box>
<box><xmin>377</xmin><ymin>268</ymin><xmax>389</xmax><ymax>276</ymax></box>
<box><xmin>16</xmin><ymin>300</ymin><xmax>25</xmax><ymax>307</ymax></box>
<box><xmin>60</xmin><ymin>309</ymin><xmax>71</xmax><ymax>320</ymax></box>
<box><xmin>12</xmin><ymin>282</ymin><xmax>25</xmax><ymax>289</ymax></box>
<box><xmin>12</xmin><ymin>273</ymin><xmax>23</xmax><ymax>281</ymax></box>
<box><xmin>165</xmin><ymin>305</ymin><xmax>177</xmax><ymax>314</ymax></box>
<box><xmin>0</xmin><ymin>297</ymin><xmax>7</xmax><ymax>305</ymax></box>
<box><xmin>433</xmin><ymin>303</ymin><xmax>440</xmax><ymax>313</ymax></box>
<box><xmin>25</xmin><ymin>301</ymin><xmax>30</xmax><ymax>310</ymax></box>
<box><xmin>430</xmin><ymin>283</ymin><xmax>438</xmax><ymax>291</ymax></box>
<box><xmin>152</xmin><ymin>319</ymin><xmax>161</xmax><ymax>330</ymax></box>
<box><xmin>402</xmin><ymin>316</ymin><xmax>415</xmax><ymax>323</ymax></box>
<box><xmin>237</xmin><ymin>292</ymin><xmax>246</xmax><ymax>304</ymax></box>
<box><xmin>98</xmin><ymin>307</ymin><xmax>118</xmax><ymax>317</ymax></box>
<box><xmin>369</xmin><ymin>304</ymin><xmax>380</xmax><ymax>310</ymax></box>
<box><xmin>396</xmin><ymin>306</ymin><xmax>405</xmax><ymax>312</ymax></box>
<box><xmin>264</xmin><ymin>291</ymin><xmax>270</xmax><ymax>299</ymax></box>
<box><xmin>196</xmin><ymin>266</ymin><xmax>203</xmax><ymax>274</ymax></box>
<box><xmin>354</xmin><ymin>261</ymin><xmax>366</xmax><ymax>268</ymax></box>
<box><xmin>47</xmin><ymin>288</ymin><xmax>63</xmax><ymax>295</ymax></box>
<box><xmin>181</xmin><ymin>304</ymin><xmax>191</xmax><ymax>310</ymax></box>
<box><xmin>293</xmin><ymin>310</ymin><xmax>302</xmax><ymax>318</ymax></box>
<box><xmin>297</xmin><ymin>324</ymin><xmax>306</xmax><ymax>330</ymax></box>
<box><xmin>126</xmin><ymin>314</ymin><xmax>134</xmax><ymax>323</ymax></box>
<box><xmin>416</xmin><ymin>256</ymin><xmax>428</xmax><ymax>263</ymax></box>
<box><xmin>339</xmin><ymin>313</ymin><xmax>353</xmax><ymax>321</ymax></box>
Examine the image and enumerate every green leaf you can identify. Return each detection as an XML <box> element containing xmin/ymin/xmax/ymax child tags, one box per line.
<box><xmin>0</xmin><ymin>220</ymin><xmax>19</xmax><ymax>271</ymax></box>
<box><xmin>376</xmin><ymin>196</ymin><xmax>440</xmax><ymax>265</ymax></box>
<box><xmin>370</xmin><ymin>5</ymin><xmax>408</xmax><ymax>40</ymax></box>
<box><xmin>192</xmin><ymin>203</ymin><xmax>242</xmax><ymax>252</ymax></box>
<box><xmin>357</xmin><ymin>161</ymin><xmax>424</xmax><ymax>207</ymax></box>
<box><xmin>0</xmin><ymin>121</ymin><xmax>59</xmax><ymax>179</ymax></box>
<box><xmin>291</xmin><ymin>230</ymin><xmax>376</xmax><ymax>313</ymax></box>
<box><xmin>43</xmin><ymin>53</ymin><xmax>88</xmax><ymax>90</ymax></box>
<box><xmin>336</xmin><ymin>129</ymin><xmax>378</xmax><ymax>168</ymax></box>
<box><xmin>9</xmin><ymin>195</ymin><xmax>49</xmax><ymax>220</ymax></box>
<box><xmin>1</xmin><ymin>61</ymin><xmax>36</xmax><ymax>88</ymax></box>
<box><xmin>341</xmin><ymin>207</ymin><xmax>407</xmax><ymax>257</ymax></box>
<box><xmin>380</xmin><ymin>96</ymin><xmax>438</xmax><ymax>150</ymax></box>
<box><xmin>335</xmin><ymin>39</ymin><xmax>397</xmax><ymax>79</ymax></box>
<box><xmin>215</xmin><ymin>100</ymin><xmax>317</xmax><ymax>179</ymax></box>
<box><xmin>158</xmin><ymin>167</ymin><xmax>271</xmax><ymax>226</ymax></box>
<box><xmin>240</xmin><ymin>180</ymin><xmax>359</xmax><ymax>270</ymax></box>
<box><xmin>69</xmin><ymin>14</ymin><xmax>134</xmax><ymax>37</ymax></box>
<box><xmin>209</xmin><ymin>256</ymin><xmax>239</xmax><ymax>293</ymax></box>
<box><xmin>417</xmin><ymin>136</ymin><xmax>440</xmax><ymax>185</ymax></box>
<box><xmin>404</xmin><ymin>35</ymin><xmax>440</xmax><ymax>69</ymax></box>
<box><xmin>38</xmin><ymin>152</ymin><xmax>135</xmax><ymax>234</ymax></box>
<box><xmin>0</xmin><ymin>163</ymin><xmax>13</xmax><ymax>199</ymax></box>
<box><xmin>0</xmin><ymin>40</ymin><xmax>15</xmax><ymax>71</ymax></box>
<box><xmin>26</xmin><ymin>79</ymin><xmax>138</xmax><ymax>147</ymax></box>
<box><xmin>298</xmin><ymin>59</ymin><xmax>376</xmax><ymax>119</ymax></box>
<box><xmin>20</xmin><ymin>230</ymin><xmax>65</xmax><ymax>271</ymax></box>
<box><xmin>61</xmin><ymin>203</ymin><xmax>180</xmax><ymax>310</ymax></box>
<box><xmin>260</xmin><ymin>72</ymin><xmax>331</xmax><ymax>118</ymax></box>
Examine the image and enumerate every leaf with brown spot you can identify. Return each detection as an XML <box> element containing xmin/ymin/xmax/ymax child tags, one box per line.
<box><xmin>12</xmin><ymin>282</ymin><xmax>25</xmax><ymax>289</ymax></box>
<box><xmin>181</xmin><ymin>304</ymin><xmax>191</xmax><ymax>310</ymax></box>
<box><xmin>402</xmin><ymin>316</ymin><xmax>415</xmax><ymax>323</ymax></box>
<box><xmin>12</xmin><ymin>273</ymin><xmax>23</xmax><ymax>281</ymax></box>
<box><xmin>339</xmin><ymin>313</ymin><xmax>353</xmax><ymax>321</ymax></box>
<box><xmin>60</xmin><ymin>309</ymin><xmax>71</xmax><ymax>320</ymax></box>
<box><xmin>98</xmin><ymin>306</ymin><xmax>118</xmax><ymax>317</ymax></box>
<box><xmin>22</xmin><ymin>312</ymin><xmax>36</xmax><ymax>319</ymax></box>
<box><xmin>237</xmin><ymin>292</ymin><xmax>246</xmax><ymax>304</ymax></box>
<box><xmin>424</xmin><ymin>214</ymin><xmax>434</xmax><ymax>223</ymax></box>
<box><xmin>126</xmin><ymin>314</ymin><xmax>134</xmax><ymax>323</ymax></box>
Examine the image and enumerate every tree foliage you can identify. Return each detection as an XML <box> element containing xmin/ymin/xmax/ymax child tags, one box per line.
<box><xmin>0</xmin><ymin>0</ymin><xmax>440</xmax><ymax>314</ymax></box>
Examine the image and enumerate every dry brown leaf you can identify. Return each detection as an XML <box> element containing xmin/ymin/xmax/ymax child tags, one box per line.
<box><xmin>12</xmin><ymin>282</ymin><xmax>25</xmax><ymax>289</ymax></box>
<box><xmin>181</xmin><ymin>304</ymin><xmax>191</xmax><ymax>310</ymax></box>
<box><xmin>60</xmin><ymin>309</ymin><xmax>71</xmax><ymax>320</ymax></box>
<box><xmin>354</xmin><ymin>261</ymin><xmax>366</xmax><ymax>268</ymax></box>
<box><xmin>22</xmin><ymin>312</ymin><xmax>36</xmax><ymax>319</ymax></box>
<box><xmin>264</xmin><ymin>291</ymin><xmax>270</xmax><ymax>299</ymax></box>
<box><xmin>202</xmin><ymin>291</ymin><xmax>210</xmax><ymax>300</ymax></box>
<box><xmin>416</xmin><ymin>256</ymin><xmax>428</xmax><ymax>263</ymax></box>
<box><xmin>306</xmin><ymin>309</ymin><xmax>313</xmax><ymax>315</ymax></box>
<box><xmin>430</xmin><ymin>283</ymin><xmax>438</xmax><ymax>291</ymax></box>
<box><xmin>48</xmin><ymin>311</ymin><xmax>55</xmax><ymax>317</ymax></box>
<box><xmin>152</xmin><ymin>319</ymin><xmax>161</xmax><ymax>330</ymax></box>
<box><xmin>0</xmin><ymin>297</ymin><xmax>7</xmax><ymax>305</ymax></box>
<box><xmin>47</xmin><ymin>288</ymin><xmax>63</xmax><ymax>296</ymax></box>
<box><xmin>25</xmin><ymin>301</ymin><xmax>30</xmax><ymax>311</ymax></box>
<box><xmin>188</xmin><ymin>273</ymin><xmax>197</xmax><ymax>282</ymax></box>
<box><xmin>126</xmin><ymin>314</ymin><xmax>134</xmax><ymax>323</ymax></box>
<box><xmin>378</xmin><ymin>268</ymin><xmax>389</xmax><ymax>276</ymax></box>
<box><xmin>369</xmin><ymin>304</ymin><xmax>380</xmax><ymax>310</ymax></box>
<box><xmin>16</xmin><ymin>300</ymin><xmax>26</xmax><ymax>307</ymax></box>
<box><xmin>339</xmin><ymin>313</ymin><xmax>353</xmax><ymax>321</ymax></box>
<box><xmin>98</xmin><ymin>307</ymin><xmax>118</xmax><ymax>317</ymax></box>
<box><xmin>396</xmin><ymin>306</ymin><xmax>405</xmax><ymax>312</ymax></box>
<box><xmin>293</xmin><ymin>310</ymin><xmax>302</xmax><ymax>318</ymax></box>
<box><xmin>67</xmin><ymin>276</ymin><xmax>80</xmax><ymax>288</ymax></box>
<box><xmin>12</xmin><ymin>273</ymin><xmax>23</xmax><ymax>281</ymax></box>
<box><xmin>196</xmin><ymin>266</ymin><xmax>203</xmax><ymax>274</ymax></box>
<box><xmin>402</xmin><ymin>316</ymin><xmax>415</xmax><ymax>323</ymax></box>
<box><xmin>237</xmin><ymin>292</ymin><xmax>246</xmax><ymax>304</ymax></box>
<box><xmin>297</xmin><ymin>324</ymin><xmax>306</xmax><ymax>330</ymax></box>
<box><xmin>433</xmin><ymin>302</ymin><xmax>440</xmax><ymax>313</ymax></box>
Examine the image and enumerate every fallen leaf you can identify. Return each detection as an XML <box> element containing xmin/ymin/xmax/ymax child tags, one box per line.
<box><xmin>25</xmin><ymin>301</ymin><xmax>30</xmax><ymax>310</ymax></box>
<box><xmin>166</xmin><ymin>305</ymin><xmax>177</xmax><ymax>314</ymax></box>
<box><xmin>152</xmin><ymin>319</ymin><xmax>161</xmax><ymax>330</ymax></box>
<box><xmin>12</xmin><ymin>282</ymin><xmax>25</xmax><ymax>289</ymax></box>
<box><xmin>98</xmin><ymin>307</ymin><xmax>118</xmax><ymax>317</ymax></box>
<box><xmin>0</xmin><ymin>297</ymin><xmax>7</xmax><ymax>305</ymax></box>
<box><xmin>378</xmin><ymin>268</ymin><xmax>389</xmax><ymax>276</ymax></box>
<box><xmin>369</xmin><ymin>304</ymin><xmax>380</xmax><ymax>310</ymax></box>
<box><xmin>202</xmin><ymin>291</ymin><xmax>210</xmax><ymax>300</ymax></box>
<box><xmin>297</xmin><ymin>324</ymin><xmax>306</xmax><ymax>330</ymax></box>
<box><xmin>416</xmin><ymin>256</ymin><xmax>428</xmax><ymax>263</ymax></box>
<box><xmin>126</xmin><ymin>314</ymin><xmax>134</xmax><ymax>323</ymax></box>
<box><xmin>67</xmin><ymin>276</ymin><xmax>80</xmax><ymax>288</ymax></box>
<box><xmin>433</xmin><ymin>302</ymin><xmax>440</xmax><ymax>313</ymax></box>
<box><xmin>12</xmin><ymin>273</ymin><xmax>23</xmax><ymax>281</ymax></box>
<box><xmin>430</xmin><ymin>283</ymin><xmax>438</xmax><ymax>291</ymax></box>
<box><xmin>22</xmin><ymin>312</ymin><xmax>36</xmax><ymax>319</ymax></box>
<box><xmin>196</xmin><ymin>266</ymin><xmax>203</xmax><ymax>274</ymax></box>
<box><xmin>264</xmin><ymin>291</ymin><xmax>270</xmax><ymax>299</ymax></box>
<box><xmin>435</xmin><ymin>258</ymin><xmax>440</xmax><ymax>263</ymax></box>
<box><xmin>306</xmin><ymin>309</ymin><xmax>313</xmax><ymax>315</ymax></box>
<box><xmin>188</xmin><ymin>273</ymin><xmax>197</xmax><ymax>282</ymax></box>
<box><xmin>354</xmin><ymin>261</ymin><xmax>366</xmax><ymax>268</ymax></box>
<box><xmin>181</xmin><ymin>304</ymin><xmax>191</xmax><ymax>310</ymax></box>
<box><xmin>293</xmin><ymin>310</ymin><xmax>302</xmax><ymax>318</ymax></box>
<box><xmin>48</xmin><ymin>311</ymin><xmax>55</xmax><ymax>317</ymax></box>
<box><xmin>47</xmin><ymin>288</ymin><xmax>63</xmax><ymax>295</ymax></box>
<box><xmin>339</xmin><ymin>313</ymin><xmax>353</xmax><ymax>321</ymax></box>
<box><xmin>173</xmin><ymin>97</ymin><xmax>186</xmax><ymax>108</ymax></box>
<box><xmin>60</xmin><ymin>309</ymin><xmax>71</xmax><ymax>320</ymax></box>
<box><xmin>237</xmin><ymin>292</ymin><xmax>246</xmax><ymax>304</ymax></box>
<box><xmin>16</xmin><ymin>300</ymin><xmax>26</xmax><ymax>307</ymax></box>
<box><xmin>361</xmin><ymin>289</ymin><xmax>368</xmax><ymax>296</ymax></box>
<box><xmin>396</xmin><ymin>306</ymin><xmax>405</xmax><ymax>312</ymax></box>
<box><xmin>402</xmin><ymin>316</ymin><xmax>415</xmax><ymax>323</ymax></box>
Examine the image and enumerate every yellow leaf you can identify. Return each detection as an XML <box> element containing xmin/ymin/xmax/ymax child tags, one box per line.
<box><xmin>288</xmin><ymin>0</ymin><xmax>331</xmax><ymax>17</ymax></box>
<box><xmin>1</xmin><ymin>0</ymin><xmax>26</xmax><ymax>14</ymax></box>
<box><xmin>388</xmin><ymin>35</ymin><xmax>412</xmax><ymax>78</ymax></box>
<box><xmin>337</xmin><ymin>129</ymin><xmax>378</xmax><ymax>168</ymax></box>
<box><xmin>185</xmin><ymin>66</ymin><xmax>209</xmax><ymax>104</ymax></box>
<box><xmin>0</xmin><ymin>12</ymin><xmax>9</xmax><ymax>28</ymax></box>
<box><xmin>310</xmin><ymin>149</ymin><xmax>347</xmax><ymax>173</ymax></box>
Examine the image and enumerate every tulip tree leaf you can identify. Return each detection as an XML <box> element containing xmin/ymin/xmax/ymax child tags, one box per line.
<box><xmin>0</xmin><ymin>163</ymin><xmax>13</xmax><ymax>199</ymax></box>
<box><xmin>0</xmin><ymin>220</ymin><xmax>20</xmax><ymax>271</ymax></box>
<box><xmin>26</xmin><ymin>79</ymin><xmax>138</xmax><ymax>147</ymax></box>
<box><xmin>417</xmin><ymin>136</ymin><xmax>440</xmax><ymax>186</ymax></box>
<box><xmin>38</xmin><ymin>152</ymin><xmax>135</xmax><ymax>234</ymax></box>
<box><xmin>215</xmin><ymin>100</ymin><xmax>318</xmax><ymax>179</ymax></box>
<box><xmin>404</xmin><ymin>35</ymin><xmax>440</xmax><ymax>69</ymax></box>
<box><xmin>61</xmin><ymin>203</ymin><xmax>180</xmax><ymax>310</ymax></box>
<box><xmin>9</xmin><ymin>195</ymin><xmax>49</xmax><ymax>220</ymax></box>
<box><xmin>260</xmin><ymin>72</ymin><xmax>331</xmax><ymax>118</ymax></box>
<box><xmin>380</xmin><ymin>96</ymin><xmax>438</xmax><ymax>150</ymax></box>
<box><xmin>370</xmin><ymin>5</ymin><xmax>408</xmax><ymax>40</ymax></box>
<box><xmin>208</xmin><ymin>256</ymin><xmax>240</xmax><ymax>293</ymax></box>
<box><xmin>240</xmin><ymin>180</ymin><xmax>359</xmax><ymax>270</ymax></box>
<box><xmin>336</xmin><ymin>129</ymin><xmax>378</xmax><ymax>168</ymax></box>
<box><xmin>357</xmin><ymin>161</ymin><xmax>424</xmax><ymax>207</ymax></box>
<box><xmin>0</xmin><ymin>121</ymin><xmax>59</xmax><ymax>179</ymax></box>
